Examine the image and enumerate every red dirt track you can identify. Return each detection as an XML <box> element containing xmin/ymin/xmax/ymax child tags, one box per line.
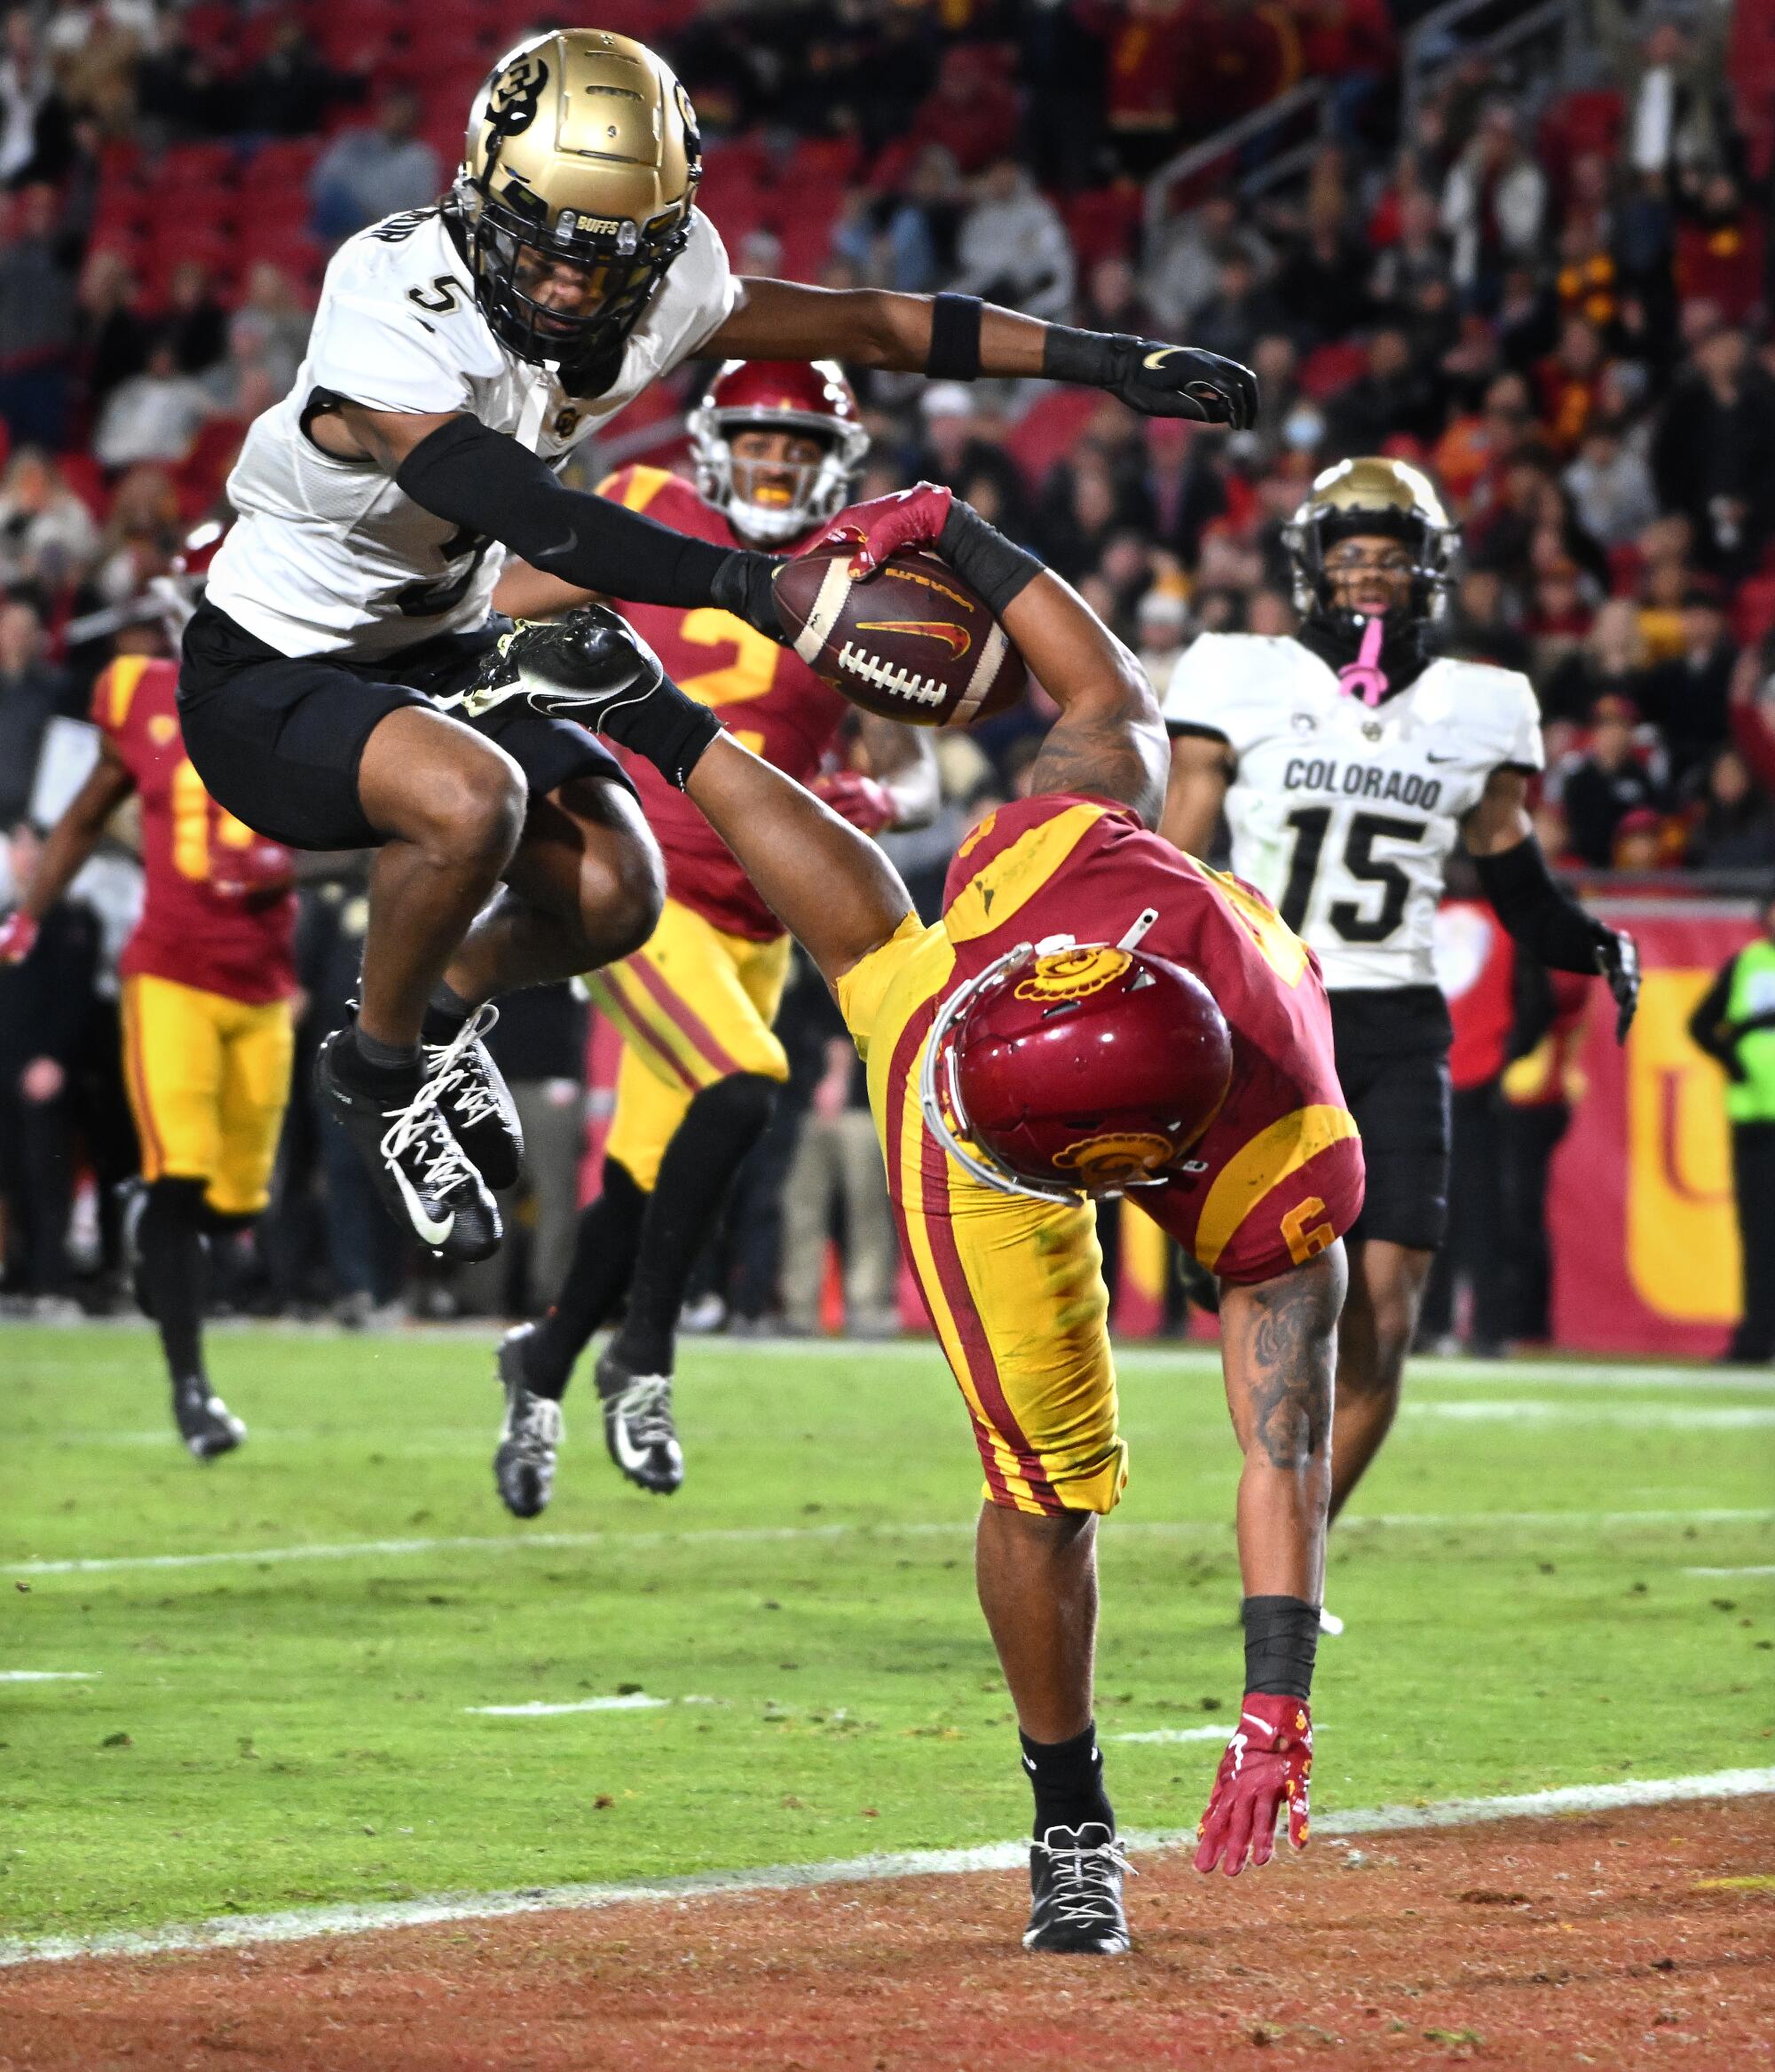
<box><xmin>4</xmin><ymin>1800</ymin><xmax>1772</xmax><ymax>2070</ymax></box>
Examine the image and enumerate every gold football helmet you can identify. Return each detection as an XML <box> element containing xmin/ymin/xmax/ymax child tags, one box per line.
<box><xmin>1282</xmin><ymin>456</ymin><xmax>1460</xmax><ymax>623</ymax></box>
<box><xmin>454</xmin><ymin>29</ymin><xmax>703</xmax><ymax>393</ymax></box>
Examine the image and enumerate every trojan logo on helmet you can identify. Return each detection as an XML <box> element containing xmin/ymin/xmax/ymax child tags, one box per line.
<box><xmin>688</xmin><ymin>359</ymin><xmax>871</xmax><ymax>546</ymax></box>
<box><xmin>925</xmin><ymin>942</ymin><xmax>1235</xmax><ymax>1201</ymax></box>
<box><xmin>452</xmin><ymin>29</ymin><xmax>705</xmax><ymax>395</ymax></box>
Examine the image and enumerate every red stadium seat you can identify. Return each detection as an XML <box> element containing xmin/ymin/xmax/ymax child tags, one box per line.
<box><xmin>57</xmin><ymin>452</ymin><xmax>109</xmax><ymax>520</ymax></box>
<box><xmin>1298</xmin><ymin>339</ymin><xmax>1367</xmax><ymax>399</ymax></box>
<box><xmin>154</xmin><ymin>141</ymin><xmax>241</xmax><ymax>188</ymax></box>
<box><xmin>1005</xmin><ymin>388</ymin><xmax>1100</xmax><ymax>484</ymax></box>
<box><xmin>1732</xmin><ymin>573</ymin><xmax>1775</xmax><ymax>649</ymax></box>
<box><xmin>1065</xmin><ymin>186</ymin><xmax>1143</xmax><ymax>266</ymax></box>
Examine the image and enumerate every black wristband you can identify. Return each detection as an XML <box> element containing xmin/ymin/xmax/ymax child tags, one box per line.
<box><xmin>1242</xmin><ymin>1594</ymin><xmax>1320</xmax><ymax>1701</ymax></box>
<box><xmin>709</xmin><ymin>547</ymin><xmax>785</xmax><ymax>640</ymax></box>
<box><xmin>937</xmin><ymin>501</ymin><xmax>1044</xmax><ymax>618</ymax></box>
<box><xmin>1040</xmin><ymin>324</ymin><xmax>1125</xmax><ymax>389</ymax></box>
<box><xmin>927</xmin><ymin>292</ymin><xmax>984</xmax><ymax>382</ymax></box>
<box><xmin>598</xmin><ymin>674</ymin><xmax>722</xmax><ymax>790</ymax></box>
<box><xmin>1473</xmin><ymin>834</ymin><xmax>1608</xmax><ymax>975</ymax></box>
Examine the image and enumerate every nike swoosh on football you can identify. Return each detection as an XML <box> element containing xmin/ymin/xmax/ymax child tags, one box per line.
<box><xmin>855</xmin><ymin>619</ymin><xmax>971</xmax><ymax>659</ymax></box>
<box><xmin>392</xmin><ymin>1163</ymin><xmax>454</xmax><ymax>1248</ymax></box>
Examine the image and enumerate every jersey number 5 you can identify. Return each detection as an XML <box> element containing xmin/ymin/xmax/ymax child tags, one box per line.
<box><xmin>1280</xmin><ymin>809</ymin><xmax>1426</xmax><ymax>943</ymax></box>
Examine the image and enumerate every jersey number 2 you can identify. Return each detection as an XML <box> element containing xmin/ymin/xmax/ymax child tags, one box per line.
<box><xmin>1280</xmin><ymin>808</ymin><xmax>1426</xmax><ymax>943</ymax></box>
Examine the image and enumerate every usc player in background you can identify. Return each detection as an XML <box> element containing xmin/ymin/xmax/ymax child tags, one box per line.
<box><xmin>469</xmin><ymin>490</ymin><xmax>1360</xmax><ymax>1957</ymax></box>
<box><xmin>485</xmin><ymin>360</ymin><xmax>936</xmax><ymax>1514</ymax></box>
<box><xmin>1</xmin><ymin>646</ymin><xmax>297</xmax><ymax>1459</ymax></box>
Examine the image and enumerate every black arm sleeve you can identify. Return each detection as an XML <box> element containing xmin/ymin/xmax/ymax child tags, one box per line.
<box><xmin>1472</xmin><ymin>834</ymin><xmax>1611</xmax><ymax>975</ymax></box>
<box><xmin>1686</xmin><ymin>959</ymin><xmax>1740</xmax><ymax>1070</ymax></box>
<box><xmin>395</xmin><ymin>415</ymin><xmax>780</xmax><ymax>630</ymax></box>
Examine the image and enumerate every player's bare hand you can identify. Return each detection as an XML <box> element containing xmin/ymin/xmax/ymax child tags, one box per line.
<box><xmin>813</xmin><ymin>771</ymin><xmax>897</xmax><ymax>834</ymax></box>
<box><xmin>1194</xmin><ymin>1693</ymin><xmax>1312</xmax><ymax>1878</ymax></box>
<box><xmin>801</xmin><ymin>484</ymin><xmax>952</xmax><ymax>579</ymax></box>
<box><xmin>0</xmin><ymin>911</ymin><xmax>38</xmax><ymax>964</ymax></box>
<box><xmin>1596</xmin><ymin>927</ymin><xmax>1640</xmax><ymax>1044</ymax></box>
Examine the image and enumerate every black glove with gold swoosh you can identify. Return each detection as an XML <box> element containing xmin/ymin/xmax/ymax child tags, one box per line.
<box><xmin>1041</xmin><ymin>327</ymin><xmax>1259</xmax><ymax>429</ymax></box>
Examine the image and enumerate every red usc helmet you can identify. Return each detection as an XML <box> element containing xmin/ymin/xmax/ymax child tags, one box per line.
<box><xmin>688</xmin><ymin>359</ymin><xmax>869</xmax><ymax>545</ymax></box>
<box><xmin>922</xmin><ymin>930</ymin><xmax>1235</xmax><ymax>1202</ymax></box>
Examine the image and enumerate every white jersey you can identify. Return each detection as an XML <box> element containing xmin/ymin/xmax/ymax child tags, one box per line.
<box><xmin>208</xmin><ymin>207</ymin><xmax>737</xmax><ymax>660</ymax></box>
<box><xmin>1164</xmin><ymin>631</ymin><xmax>1542</xmax><ymax>991</ymax></box>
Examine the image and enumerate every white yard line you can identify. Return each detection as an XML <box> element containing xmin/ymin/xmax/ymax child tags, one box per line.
<box><xmin>0</xmin><ymin>1671</ymin><xmax>98</xmax><ymax>1682</ymax></box>
<box><xmin>1108</xmin><ymin>1723</ymin><xmax>1235</xmax><ymax>1744</ymax></box>
<box><xmin>9</xmin><ymin>1506</ymin><xmax>1771</xmax><ymax>1580</ymax></box>
<box><xmin>1400</xmin><ymin>1402</ymin><xmax>1775</xmax><ymax>1428</ymax></box>
<box><xmin>1685</xmin><ymin>1565</ymin><xmax>1775</xmax><ymax>1578</ymax></box>
<box><xmin>3</xmin><ymin>1765</ymin><xmax>1770</xmax><ymax>1971</ymax></box>
<box><xmin>465</xmin><ymin>1694</ymin><xmax>669</xmax><ymax>1717</ymax></box>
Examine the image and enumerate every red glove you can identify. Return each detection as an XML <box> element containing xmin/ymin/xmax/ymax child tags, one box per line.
<box><xmin>0</xmin><ymin>912</ymin><xmax>39</xmax><ymax>965</ymax></box>
<box><xmin>799</xmin><ymin>482</ymin><xmax>953</xmax><ymax>578</ymax></box>
<box><xmin>813</xmin><ymin>770</ymin><xmax>898</xmax><ymax>834</ymax></box>
<box><xmin>210</xmin><ymin>839</ymin><xmax>295</xmax><ymax>904</ymax></box>
<box><xmin>1194</xmin><ymin>1692</ymin><xmax>1312</xmax><ymax>1878</ymax></box>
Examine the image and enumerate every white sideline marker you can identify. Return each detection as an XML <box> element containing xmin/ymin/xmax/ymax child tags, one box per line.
<box><xmin>2</xmin><ymin>1766</ymin><xmax>1771</xmax><ymax>1971</ymax></box>
<box><xmin>0</xmin><ymin>1671</ymin><xmax>99</xmax><ymax>1682</ymax></box>
<box><xmin>10</xmin><ymin>1507</ymin><xmax>1773</xmax><ymax>1581</ymax></box>
<box><xmin>466</xmin><ymin>1694</ymin><xmax>668</xmax><ymax>1717</ymax></box>
<box><xmin>1109</xmin><ymin>1723</ymin><xmax>1238</xmax><ymax>1744</ymax></box>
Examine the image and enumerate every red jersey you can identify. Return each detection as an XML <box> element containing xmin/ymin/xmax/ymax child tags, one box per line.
<box><xmin>93</xmin><ymin>656</ymin><xmax>296</xmax><ymax>1005</ymax></box>
<box><xmin>596</xmin><ymin>465</ymin><xmax>854</xmax><ymax>941</ymax></box>
<box><xmin>941</xmin><ymin>795</ymin><xmax>1363</xmax><ymax>1285</ymax></box>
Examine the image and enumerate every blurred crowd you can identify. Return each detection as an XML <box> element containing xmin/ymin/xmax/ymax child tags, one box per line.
<box><xmin>1</xmin><ymin>0</ymin><xmax>1769</xmax><ymax>1321</ymax></box>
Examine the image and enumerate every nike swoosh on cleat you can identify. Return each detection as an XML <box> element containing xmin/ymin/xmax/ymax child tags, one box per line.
<box><xmin>392</xmin><ymin>1163</ymin><xmax>454</xmax><ymax>1248</ymax></box>
<box><xmin>610</xmin><ymin>1419</ymin><xmax>652</xmax><ymax>1473</ymax></box>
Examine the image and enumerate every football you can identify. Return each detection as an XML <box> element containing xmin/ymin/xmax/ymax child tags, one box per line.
<box><xmin>772</xmin><ymin>546</ymin><xmax>1028</xmax><ymax>727</ymax></box>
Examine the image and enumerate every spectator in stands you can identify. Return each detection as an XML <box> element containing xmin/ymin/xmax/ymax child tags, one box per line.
<box><xmin>1133</xmin><ymin>585</ymin><xmax>1188</xmax><ymax>691</ymax></box>
<box><xmin>0</xmin><ymin>597</ymin><xmax>68</xmax><ymax>826</ymax></box>
<box><xmin>1688</xmin><ymin>747</ymin><xmax>1775</xmax><ymax>872</ymax></box>
<box><xmin>1148</xmin><ymin>194</ymin><xmax>1274</xmax><ymax>338</ymax></box>
<box><xmin>309</xmin><ymin>89</ymin><xmax>439</xmax><ymax>243</ymax></box>
<box><xmin>1440</xmin><ymin>101</ymin><xmax>1545</xmax><ymax>299</ymax></box>
<box><xmin>1077</xmin><ymin>252</ymin><xmax>1153</xmax><ymax>342</ymax></box>
<box><xmin>91</xmin><ymin>336</ymin><xmax>211</xmax><ymax>470</ymax></box>
<box><xmin>1276</xmin><ymin>189</ymin><xmax>1370</xmax><ymax>347</ymax></box>
<box><xmin>1642</xmin><ymin>584</ymin><xmax>1738</xmax><ymax>786</ymax></box>
<box><xmin>1542</xmin><ymin>597</ymin><xmax>1653</xmax><ymax>730</ymax></box>
<box><xmin>0</xmin><ymin>181</ymin><xmax>77</xmax><ymax>448</ymax></box>
<box><xmin>1188</xmin><ymin>247</ymin><xmax>1284</xmax><ymax>368</ymax></box>
<box><xmin>1597</xmin><ymin>1</ymin><xmax>1733</xmax><ymax>189</ymax></box>
<box><xmin>217</xmin><ymin>264</ymin><xmax>311</xmax><ymax>407</ymax></box>
<box><xmin>81</xmin><ymin>460</ymin><xmax>178</xmax><ymax>607</ymax></box>
<box><xmin>0</xmin><ymin>4</ymin><xmax>69</xmax><ymax>186</ymax></box>
<box><xmin>0</xmin><ymin>446</ymin><xmax>98</xmax><ymax>589</ymax></box>
<box><xmin>161</xmin><ymin>258</ymin><xmax>227</xmax><ymax>380</ymax></box>
<box><xmin>241</xmin><ymin>14</ymin><xmax>359</xmax><ymax>139</ymax></box>
<box><xmin>950</xmin><ymin>157</ymin><xmax>1075</xmax><ymax>326</ymax></box>
<box><xmin>1653</xmin><ymin>321</ymin><xmax>1775</xmax><ymax>580</ymax></box>
<box><xmin>1558</xmin><ymin>692</ymin><xmax>1670</xmax><ymax>866</ymax></box>
<box><xmin>1323</xmin><ymin>326</ymin><xmax>1440</xmax><ymax>455</ymax></box>
<box><xmin>72</xmin><ymin>245</ymin><xmax>147</xmax><ymax>418</ymax></box>
<box><xmin>905</xmin><ymin>43</ymin><xmax>1015</xmax><ymax>177</ymax></box>
<box><xmin>1565</xmin><ymin>418</ymin><xmax>1660</xmax><ymax>548</ymax></box>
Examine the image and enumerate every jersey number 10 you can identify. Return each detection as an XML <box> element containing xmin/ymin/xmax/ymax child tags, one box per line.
<box><xmin>1280</xmin><ymin>808</ymin><xmax>1427</xmax><ymax>944</ymax></box>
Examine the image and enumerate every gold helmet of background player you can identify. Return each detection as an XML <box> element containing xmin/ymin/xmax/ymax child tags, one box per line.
<box><xmin>454</xmin><ymin>29</ymin><xmax>703</xmax><ymax>395</ymax></box>
<box><xmin>1282</xmin><ymin>456</ymin><xmax>1461</xmax><ymax>625</ymax></box>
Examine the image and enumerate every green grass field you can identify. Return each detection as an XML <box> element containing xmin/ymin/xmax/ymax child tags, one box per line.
<box><xmin>3</xmin><ymin>1324</ymin><xmax>1771</xmax><ymax>1944</ymax></box>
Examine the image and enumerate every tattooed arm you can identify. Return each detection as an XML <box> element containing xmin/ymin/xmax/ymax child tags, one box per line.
<box><xmin>998</xmin><ymin>572</ymin><xmax>1171</xmax><ymax>828</ymax></box>
<box><xmin>1217</xmin><ymin>1246</ymin><xmax>1346</xmax><ymax>1603</ymax></box>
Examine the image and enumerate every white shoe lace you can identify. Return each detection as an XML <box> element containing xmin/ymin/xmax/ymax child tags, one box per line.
<box><xmin>1035</xmin><ymin>1829</ymin><xmax>1135</xmax><ymax>1929</ymax></box>
<box><xmin>614</xmin><ymin>1375</ymin><xmax>676</xmax><ymax>1449</ymax></box>
<box><xmin>379</xmin><ymin>1075</ymin><xmax>480</xmax><ymax>1200</ymax></box>
<box><xmin>506</xmin><ymin>1390</ymin><xmax>563</xmax><ymax>1453</ymax></box>
<box><xmin>422</xmin><ymin>1003</ymin><xmax>504</xmax><ymax>1133</ymax></box>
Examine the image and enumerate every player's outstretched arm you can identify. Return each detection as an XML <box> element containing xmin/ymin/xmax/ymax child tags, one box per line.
<box><xmin>700</xmin><ymin>278</ymin><xmax>1258</xmax><ymax>430</ymax></box>
<box><xmin>1160</xmin><ymin>732</ymin><xmax>1234</xmax><ymax>858</ymax></box>
<box><xmin>1463</xmin><ymin>768</ymin><xmax>1640</xmax><ymax>1041</ymax></box>
<box><xmin>1195</xmin><ymin>1243</ymin><xmax>1345</xmax><ymax>1879</ymax></box>
<box><xmin>0</xmin><ymin>745</ymin><xmax>135</xmax><ymax>963</ymax></box>
<box><xmin>313</xmin><ymin>402</ymin><xmax>783</xmax><ymax>637</ymax></box>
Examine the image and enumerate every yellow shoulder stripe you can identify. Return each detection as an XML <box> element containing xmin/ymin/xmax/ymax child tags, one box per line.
<box><xmin>1194</xmin><ymin>1104</ymin><xmax>1359</xmax><ymax>1271</ymax></box>
<box><xmin>595</xmin><ymin>464</ymin><xmax>676</xmax><ymax>515</ymax></box>
<box><xmin>944</xmin><ymin>803</ymin><xmax>1108</xmax><ymax>947</ymax></box>
<box><xmin>104</xmin><ymin>654</ymin><xmax>154</xmax><ymax>731</ymax></box>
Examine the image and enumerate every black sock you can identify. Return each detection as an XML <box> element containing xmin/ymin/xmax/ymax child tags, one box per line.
<box><xmin>610</xmin><ymin>1072</ymin><xmax>777</xmax><ymax>1376</ymax></box>
<box><xmin>341</xmin><ymin>1023</ymin><xmax>421</xmax><ymax>1092</ymax></box>
<box><xmin>137</xmin><ymin>1179</ymin><xmax>210</xmax><ymax>1385</ymax></box>
<box><xmin>1020</xmin><ymin>1721</ymin><xmax>1114</xmax><ymax>1840</ymax></box>
<box><xmin>421</xmin><ymin>981</ymin><xmax>478</xmax><ymax>1048</ymax></box>
<box><xmin>523</xmin><ymin>1162</ymin><xmax>649</xmax><ymax>1399</ymax></box>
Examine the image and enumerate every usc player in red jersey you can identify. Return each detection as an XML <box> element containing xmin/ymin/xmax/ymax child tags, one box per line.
<box><xmin>0</xmin><ymin>653</ymin><xmax>296</xmax><ymax>1459</ymax></box>
<box><xmin>471</xmin><ymin>492</ymin><xmax>1360</xmax><ymax>1957</ymax></box>
<box><xmin>485</xmin><ymin>361</ymin><xmax>936</xmax><ymax>1515</ymax></box>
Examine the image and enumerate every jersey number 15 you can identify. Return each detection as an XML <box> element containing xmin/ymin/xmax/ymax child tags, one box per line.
<box><xmin>1280</xmin><ymin>808</ymin><xmax>1427</xmax><ymax>944</ymax></box>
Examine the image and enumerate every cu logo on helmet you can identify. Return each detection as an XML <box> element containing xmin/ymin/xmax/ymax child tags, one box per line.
<box><xmin>1014</xmin><ymin>945</ymin><xmax>1131</xmax><ymax>1004</ymax></box>
<box><xmin>489</xmin><ymin>57</ymin><xmax>548</xmax><ymax>136</ymax></box>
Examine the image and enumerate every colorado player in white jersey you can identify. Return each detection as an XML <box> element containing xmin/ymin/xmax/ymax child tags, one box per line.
<box><xmin>175</xmin><ymin>27</ymin><xmax>1262</xmax><ymax>1265</ymax></box>
<box><xmin>1163</xmin><ymin>459</ymin><xmax>1639</xmax><ymax>1538</ymax></box>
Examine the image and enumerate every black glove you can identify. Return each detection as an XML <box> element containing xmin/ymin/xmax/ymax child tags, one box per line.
<box><xmin>1042</xmin><ymin>327</ymin><xmax>1258</xmax><ymax>428</ymax></box>
<box><xmin>462</xmin><ymin>608</ymin><xmax>722</xmax><ymax>790</ymax></box>
<box><xmin>1595</xmin><ymin>927</ymin><xmax>1641</xmax><ymax>1044</ymax></box>
<box><xmin>711</xmin><ymin>547</ymin><xmax>786</xmax><ymax>641</ymax></box>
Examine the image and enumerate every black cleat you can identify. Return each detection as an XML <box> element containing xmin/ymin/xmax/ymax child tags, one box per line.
<box><xmin>1023</xmin><ymin>1823</ymin><xmax>1132</xmax><ymax>1956</ymax></box>
<box><xmin>595</xmin><ymin>1347</ymin><xmax>683</xmax><ymax>1494</ymax></box>
<box><xmin>493</xmin><ymin>1325</ymin><xmax>563</xmax><ymax>1519</ymax></box>
<box><xmin>460</xmin><ymin>605</ymin><xmax>666</xmax><ymax>724</ymax></box>
<box><xmin>314</xmin><ymin>1029</ymin><xmax>501</xmax><ymax>1263</ymax></box>
<box><xmin>172</xmin><ymin>1376</ymin><xmax>245</xmax><ymax>1461</ymax></box>
<box><xmin>424</xmin><ymin>1004</ymin><xmax>523</xmax><ymax>1192</ymax></box>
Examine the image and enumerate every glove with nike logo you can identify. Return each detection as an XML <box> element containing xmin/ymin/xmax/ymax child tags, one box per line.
<box><xmin>801</xmin><ymin>484</ymin><xmax>954</xmax><ymax>579</ymax></box>
<box><xmin>1193</xmin><ymin>1692</ymin><xmax>1312</xmax><ymax>1878</ymax></box>
<box><xmin>1596</xmin><ymin>925</ymin><xmax>1640</xmax><ymax>1044</ymax></box>
<box><xmin>463</xmin><ymin>609</ymin><xmax>722</xmax><ymax>790</ymax></box>
<box><xmin>1042</xmin><ymin>328</ymin><xmax>1258</xmax><ymax>428</ymax></box>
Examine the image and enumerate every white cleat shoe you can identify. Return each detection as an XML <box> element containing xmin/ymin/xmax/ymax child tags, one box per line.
<box><xmin>1318</xmin><ymin>1606</ymin><xmax>1345</xmax><ymax>1637</ymax></box>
